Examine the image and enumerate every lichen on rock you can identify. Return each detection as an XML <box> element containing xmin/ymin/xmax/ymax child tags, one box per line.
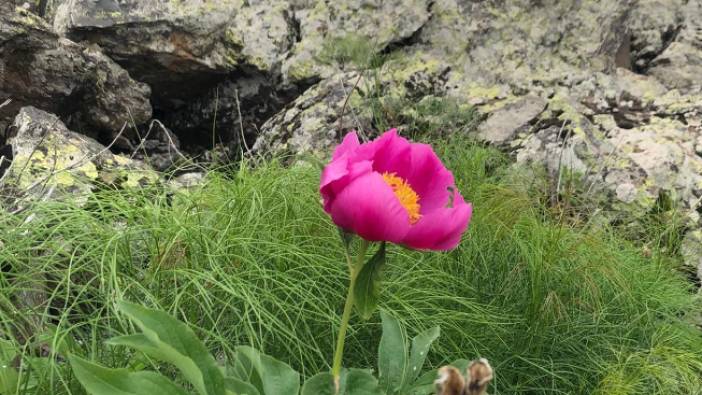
<box><xmin>1</xmin><ymin>107</ymin><xmax>159</xmax><ymax>208</ymax></box>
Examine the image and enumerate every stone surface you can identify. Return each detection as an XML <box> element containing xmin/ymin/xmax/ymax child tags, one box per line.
<box><xmin>281</xmin><ymin>0</ymin><xmax>431</xmax><ymax>84</ymax></box>
<box><xmin>646</xmin><ymin>0</ymin><xmax>702</xmax><ymax>94</ymax></box>
<box><xmin>1</xmin><ymin>107</ymin><xmax>158</xmax><ymax>208</ymax></box>
<box><xmin>53</xmin><ymin>0</ymin><xmax>297</xmax><ymax>104</ymax></box>
<box><xmin>252</xmin><ymin>72</ymin><xmax>372</xmax><ymax>158</ymax></box>
<box><xmin>477</xmin><ymin>96</ymin><xmax>547</xmax><ymax>146</ymax></box>
<box><xmin>0</xmin><ymin>7</ymin><xmax>152</xmax><ymax>139</ymax></box>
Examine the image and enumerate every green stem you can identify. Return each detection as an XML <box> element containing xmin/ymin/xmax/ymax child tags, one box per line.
<box><xmin>332</xmin><ymin>240</ymin><xmax>370</xmax><ymax>389</ymax></box>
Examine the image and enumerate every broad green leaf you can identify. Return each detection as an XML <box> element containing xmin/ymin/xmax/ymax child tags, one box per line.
<box><xmin>224</xmin><ymin>377</ymin><xmax>261</xmax><ymax>395</ymax></box>
<box><xmin>0</xmin><ymin>364</ymin><xmax>19</xmax><ymax>395</ymax></box>
<box><xmin>233</xmin><ymin>346</ymin><xmax>300</xmax><ymax>395</ymax></box>
<box><xmin>0</xmin><ymin>339</ymin><xmax>19</xmax><ymax>394</ymax></box>
<box><xmin>377</xmin><ymin>311</ymin><xmax>407</xmax><ymax>393</ymax></box>
<box><xmin>404</xmin><ymin>326</ymin><xmax>440</xmax><ymax>386</ymax></box>
<box><xmin>353</xmin><ymin>242</ymin><xmax>386</xmax><ymax>320</ymax></box>
<box><xmin>302</xmin><ymin>370</ymin><xmax>384</xmax><ymax>395</ymax></box>
<box><xmin>68</xmin><ymin>354</ymin><xmax>188</xmax><ymax>395</ymax></box>
<box><xmin>116</xmin><ymin>301</ymin><xmax>225</xmax><ymax>395</ymax></box>
<box><xmin>407</xmin><ymin>370</ymin><xmax>437</xmax><ymax>395</ymax></box>
<box><xmin>300</xmin><ymin>372</ymin><xmax>335</xmax><ymax>395</ymax></box>
<box><xmin>343</xmin><ymin>369</ymin><xmax>384</xmax><ymax>395</ymax></box>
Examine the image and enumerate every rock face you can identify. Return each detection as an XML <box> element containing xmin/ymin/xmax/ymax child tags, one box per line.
<box><xmin>54</xmin><ymin>0</ymin><xmax>295</xmax><ymax>102</ymax></box>
<box><xmin>0</xmin><ymin>107</ymin><xmax>158</xmax><ymax>209</ymax></box>
<box><xmin>252</xmin><ymin>72</ymin><xmax>372</xmax><ymax>157</ymax></box>
<box><xmin>0</xmin><ymin>7</ymin><xmax>152</xmax><ymax>140</ymax></box>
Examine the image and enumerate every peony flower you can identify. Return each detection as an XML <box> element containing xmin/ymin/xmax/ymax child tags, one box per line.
<box><xmin>320</xmin><ymin>129</ymin><xmax>472</xmax><ymax>251</ymax></box>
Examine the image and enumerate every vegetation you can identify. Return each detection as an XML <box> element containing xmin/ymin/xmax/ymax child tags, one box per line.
<box><xmin>0</xmin><ymin>137</ymin><xmax>700</xmax><ymax>394</ymax></box>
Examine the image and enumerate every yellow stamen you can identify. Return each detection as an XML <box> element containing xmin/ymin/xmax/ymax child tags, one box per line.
<box><xmin>382</xmin><ymin>172</ymin><xmax>421</xmax><ymax>224</ymax></box>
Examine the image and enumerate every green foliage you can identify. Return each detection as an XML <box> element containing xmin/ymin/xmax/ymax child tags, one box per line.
<box><xmin>68</xmin><ymin>303</ymin><xmax>434</xmax><ymax>395</ymax></box>
<box><xmin>377</xmin><ymin>312</ymin><xmax>441</xmax><ymax>395</ymax></box>
<box><xmin>353</xmin><ymin>242</ymin><xmax>386</xmax><ymax>320</ymax></box>
<box><xmin>0</xmin><ymin>138</ymin><xmax>701</xmax><ymax>394</ymax></box>
<box><xmin>229</xmin><ymin>346</ymin><xmax>299</xmax><ymax>395</ymax></box>
<box><xmin>69</xmin><ymin>355</ymin><xmax>188</xmax><ymax>395</ymax></box>
<box><xmin>111</xmin><ymin>301</ymin><xmax>225</xmax><ymax>395</ymax></box>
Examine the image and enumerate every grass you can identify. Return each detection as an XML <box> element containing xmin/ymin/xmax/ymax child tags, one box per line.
<box><xmin>1</xmin><ymin>137</ymin><xmax>702</xmax><ymax>394</ymax></box>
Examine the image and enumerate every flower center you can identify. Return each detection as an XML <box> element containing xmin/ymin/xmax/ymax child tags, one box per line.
<box><xmin>382</xmin><ymin>172</ymin><xmax>421</xmax><ymax>224</ymax></box>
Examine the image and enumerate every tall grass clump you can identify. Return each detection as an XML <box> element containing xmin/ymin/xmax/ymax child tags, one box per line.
<box><xmin>0</xmin><ymin>137</ymin><xmax>701</xmax><ymax>394</ymax></box>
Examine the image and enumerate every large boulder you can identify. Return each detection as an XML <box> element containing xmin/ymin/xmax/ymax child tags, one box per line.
<box><xmin>281</xmin><ymin>0</ymin><xmax>431</xmax><ymax>84</ymax></box>
<box><xmin>0</xmin><ymin>7</ymin><xmax>152</xmax><ymax>139</ymax></box>
<box><xmin>252</xmin><ymin>72</ymin><xmax>372</xmax><ymax>158</ymax></box>
<box><xmin>646</xmin><ymin>0</ymin><xmax>702</xmax><ymax>94</ymax></box>
<box><xmin>0</xmin><ymin>107</ymin><xmax>159</xmax><ymax>209</ymax></box>
<box><xmin>53</xmin><ymin>0</ymin><xmax>297</xmax><ymax>103</ymax></box>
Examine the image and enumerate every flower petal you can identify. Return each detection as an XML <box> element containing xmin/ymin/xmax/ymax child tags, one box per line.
<box><xmin>406</xmin><ymin>143</ymin><xmax>455</xmax><ymax>212</ymax></box>
<box><xmin>330</xmin><ymin>171</ymin><xmax>412</xmax><ymax>243</ymax></box>
<box><xmin>401</xmin><ymin>190</ymin><xmax>472</xmax><ymax>250</ymax></box>
<box><xmin>364</xmin><ymin>129</ymin><xmax>412</xmax><ymax>177</ymax></box>
<box><xmin>332</xmin><ymin>131</ymin><xmax>361</xmax><ymax>160</ymax></box>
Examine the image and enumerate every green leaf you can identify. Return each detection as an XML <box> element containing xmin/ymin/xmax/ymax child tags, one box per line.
<box><xmin>0</xmin><ymin>364</ymin><xmax>19</xmax><ymax>395</ymax></box>
<box><xmin>343</xmin><ymin>369</ymin><xmax>384</xmax><ymax>395</ymax></box>
<box><xmin>301</xmin><ymin>370</ymin><xmax>383</xmax><ymax>395</ymax></box>
<box><xmin>353</xmin><ymin>242</ymin><xmax>386</xmax><ymax>320</ymax></box>
<box><xmin>407</xmin><ymin>368</ymin><xmax>441</xmax><ymax>395</ymax></box>
<box><xmin>68</xmin><ymin>354</ymin><xmax>188</xmax><ymax>395</ymax></box>
<box><xmin>224</xmin><ymin>377</ymin><xmax>261</xmax><ymax>395</ymax></box>
<box><xmin>300</xmin><ymin>373</ymin><xmax>335</xmax><ymax>395</ymax></box>
<box><xmin>232</xmin><ymin>346</ymin><xmax>299</xmax><ymax>395</ymax></box>
<box><xmin>116</xmin><ymin>301</ymin><xmax>225</xmax><ymax>395</ymax></box>
<box><xmin>0</xmin><ymin>339</ymin><xmax>19</xmax><ymax>394</ymax></box>
<box><xmin>377</xmin><ymin>311</ymin><xmax>408</xmax><ymax>394</ymax></box>
<box><xmin>404</xmin><ymin>326</ymin><xmax>440</xmax><ymax>386</ymax></box>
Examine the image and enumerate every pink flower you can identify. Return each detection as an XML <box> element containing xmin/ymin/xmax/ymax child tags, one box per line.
<box><xmin>320</xmin><ymin>129</ymin><xmax>472</xmax><ymax>251</ymax></box>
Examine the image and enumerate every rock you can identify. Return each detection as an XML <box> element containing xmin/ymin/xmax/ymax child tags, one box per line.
<box><xmin>682</xmin><ymin>230</ymin><xmax>702</xmax><ymax>282</ymax></box>
<box><xmin>477</xmin><ymin>96</ymin><xmax>547</xmax><ymax>146</ymax></box>
<box><xmin>168</xmin><ymin>172</ymin><xmax>205</xmax><ymax>192</ymax></box>
<box><xmin>282</xmin><ymin>0</ymin><xmax>431</xmax><ymax>84</ymax></box>
<box><xmin>418</xmin><ymin>0</ymin><xmax>632</xmax><ymax>89</ymax></box>
<box><xmin>252</xmin><ymin>72</ymin><xmax>372</xmax><ymax>158</ymax></box>
<box><xmin>628</xmin><ymin>0</ymin><xmax>685</xmax><ymax>72</ymax></box>
<box><xmin>0</xmin><ymin>7</ymin><xmax>152</xmax><ymax>139</ymax></box>
<box><xmin>647</xmin><ymin>0</ymin><xmax>702</xmax><ymax>94</ymax></box>
<box><xmin>160</xmin><ymin>72</ymin><xmax>298</xmax><ymax>151</ymax></box>
<box><xmin>54</xmin><ymin>0</ymin><xmax>296</xmax><ymax>103</ymax></box>
<box><xmin>0</xmin><ymin>107</ymin><xmax>159</xmax><ymax>209</ymax></box>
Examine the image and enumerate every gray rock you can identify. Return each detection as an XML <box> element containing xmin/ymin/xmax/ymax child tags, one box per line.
<box><xmin>0</xmin><ymin>7</ymin><xmax>152</xmax><ymax>138</ymax></box>
<box><xmin>282</xmin><ymin>0</ymin><xmax>431</xmax><ymax>84</ymax></box>
<box><xmin>647</xmin><ymin>0</ymin><xmax>702</xmax><ymax>94</ymax></box>
<box><xmin>54</xmin><ymin>0</ymin><xmax>296</xmax><ymax>103</ymax></box>
<box><xmin>252</xmin><ymin>72</ymin><xmax>372</xmax><ymax>158</ymax></box>
<box><xmin>477</xmin><ymin>96</ymin><xmax>547</xmax><ymax>146</ymax></box>
<box><xmin>682</xmin><ymin>230</ymin><xmax>702</xmax><ymax>282</ymax></box>
<box><xmin>1</xmin><ymin>107</ymin><xmax>159</xmax><ymax>208</ymax></box>
<box><xmin>628</xmin><ymin>0</ymin><xmax>685</xmax><ymax>72</ymax></box>
<box><xmin>419</xmin><ymin>0</ymin><xmax>632</xmax><ymax>88</ymax></box>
